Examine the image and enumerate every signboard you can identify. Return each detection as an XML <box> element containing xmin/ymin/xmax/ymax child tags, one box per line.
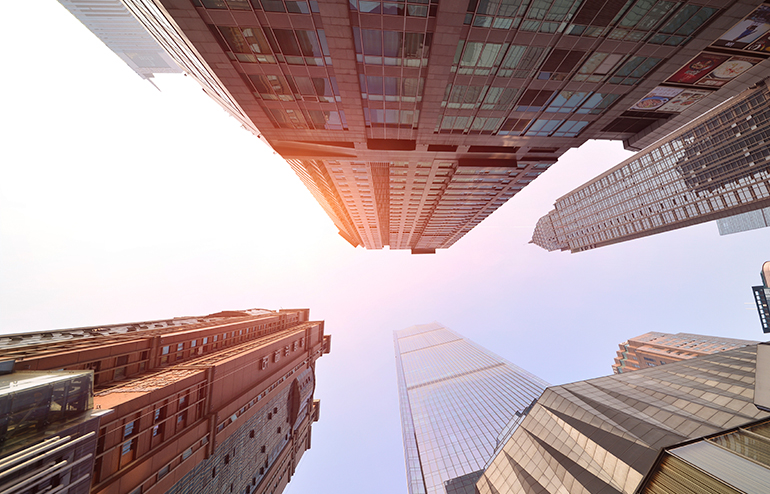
<box><xmin>658</xmin><ymin>89</ymin><xmax>711</xmax><ymax>112</ymax></box>
<box><xmin>630</xmin><ymin>86</ymin><xmax>682</xmax><ymax>111</ymax></box>
<box><xmin>712</xmin><ymin>4</ymin><xmax>770</xmax><ymax>52</ymax></box>
<box><xmin>665</xmin><ymin>52</ymin><xmax>763</xmax><ymax>88</ymax></box>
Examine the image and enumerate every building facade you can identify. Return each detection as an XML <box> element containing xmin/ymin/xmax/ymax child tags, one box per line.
<box><xmin>0</xmin><ymin>308</ymin><xmax>330</xmax><ymax>494</ymax></box>
<box><xmin>476</xmin><ymin>344</ymin><xmax>770</xmax><ymax>494</ymax></box>
<box><xmin>716</xmin><ymin>205</ymin><xmax>770</xmax><ymax>234</ymax></box>
<box><xmin>612</xmin><ymin>331</ymin><xmax>757</xmax><ymax>373</ymax></box>
<box><xmin>61</xmin><ymin>0</ymin><xmax>770</xmax><ymax>252</ymax></box>
<box><xmin>0</xmin><ymin>367</ymin><xmax>110</xmax><ymax>494</ymax></box>
<box><xmin>532</xmin><ymin>78</ymin><xmax>770</xmax><ymax>253</ymax></box>
<box><xmin>59</xmin><ymin>0</ymin><xmax>182</xmax><ymax>80</ymax></box>
<box><xmin>394</xmin><ymin>323</ymin><xmax>548</xmax><ymax>494</ymax></box>
<box><xmin>754</xmin><ymin>260</ymin><xmax>770</xmax><ymax>332</ymax></box>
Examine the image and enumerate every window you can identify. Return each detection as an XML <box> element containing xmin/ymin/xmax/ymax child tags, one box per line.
<box><xmin>181</xmin><ymin>447</ymin><xmax>193</xmax><ymax>461</ymax></box>
<box><xmin>177</xmin><ymin>343</ymin><xmax>184</xmax><ymax>352</ymax></box>
<box><xmin>525</xmin><ymin>119</ymin><xmax>564</xmax><ymax>136</ymax></box>
<box><xmin>121</xmin><ymin>439</ymin><xmax>134</xmax><ymax>456</ymax></box>
<box><xmin>573</xmin><ymin>53</ymin><xmax>625</xmax><ymax>82</ymax></box>
<box><xmin>609</xmin><ymin>56</ymin><xmax>663</xmax><ymax>85</ymax></box>
<box><xmin>203</xmin><ymin>337</ymin><xmax>209</xmax><ymax>344</ymax></box>
<box><xmin>608</xmin><ymin>0</ymin><xmax>679</xmax><ymax>41</ymax></box>
<box><xmin>215</xmin><ymin>26</ymin><xmax>330</xmax><ymax>66</ymax></box>
<box><xmin>350</xmin><ymin>0</ymin><xmax>434</xmax><ymax>17</ymax></box>
<box><xmin>552</xmin><ymin>120</ymin><xmax>590</xmax><ymax>137</ymax></box>
<box><xmin>191</xmin><ymin>340</ymin><xmax>197</xmax><ymax>348</ymax></box>
<box><xmin>576</xmin><ymin>93</ymin><xmax>620</xmax><ymax>114</ymax></box>
<box><xmin>442</xmin><ymin>85</ymin><xmax>487</xmax><ymax>109</ymax></box>
<box><xmin>161</xmin><ymin>346</ymin><xmax>170</xmax><ymax>355</ymax></box>
<box><xmin>360</xmin><ymin>76</ymin><xmax>424</xmax><ymax>102</ymax></box>
<box><xmin>545</xmin><ymin>91</ymin><xmax>589</xmax><ymax>113</ymax></box>
<box><xmin>158</xmin><ymin>464</ymin><xmax>170</xmax><ymax>480</ymax></box>
<box><xmin>649</xmin><ymin>5</ymin><xmax>718</xmax><ymax>46</ymax></box>
<box><xmin>124</xmin><ymin>421</ymin><xmax>135</xmax><ymax>437</ymax></box>
<box><xmin>269</xmin><ymin>109</ymin><xmax>348</xmax><ymax>130</ymax></box>
<box><xmin>353</xmin><ymin>29</ymin><xmax>432</xmax><ymax>66</ymax></box>
<box><xmin>453</xmin><ymin>41</ymin><xmax>507</xmax><ymax>75</ymax></box>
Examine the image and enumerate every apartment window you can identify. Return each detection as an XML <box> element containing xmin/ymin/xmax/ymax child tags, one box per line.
<box><xmin>515</xmin><ymin>89</ymin><xmax>555</xmax><ymax>112</ymax></box>
<box><xmin>480</xmin><ymin>87</ymin><xmax>519</xmax><ymax>111</ymax></box>
<box><xmin>124</xmin><ymin>421</ymin><xmax>135</xmax><ymax>437</ymax></box>
<box><xmin>203</xmin><ymin>337</ymin><xmax>208</xmax><ymax>344</ymax></box>
<box><xmin>177</xmin><ymin>343</ymin><xmax>184</xmax><ymax>352</ymax></box>
<box><xmin>179</xmin><ymin>447</ymin><xmax>193</xmax><ymax>461</ymax></box>
<box><xmin>270</xmin><ymin>28</ymin><xmax>330</xmax><ymax>65</ymax></box>
<box><xmin>261</xmin><ymin>0</ymin><xmax>314</xmax><ymax>13</ymax></box>
<box><xmin>351</xmin><ymin>0</ymin><xmax>435</xmax><ymax>17</ymax></box>
<box><xmin>353</xmin><ymin>29</ymin><xmax>432</xmax><ymax>66</ymax></box>
<box><xmin>191</xmin><ymin>340</ymin><xmax>197</xmax><ymax>348</ymax></box>
<box><xmin>161</xmin><ymin>346</ymin><xmax>170</xmax><ymax>355</ymax></box>
<box><xmin>364</xmin><ymin>109</ymin><xmax>419</xmax><ymax>128</ymax></box>
<box><xmin>158</xmin><ymin>464</ymin><xmax>170</xmax><ymax>480</ymax></box>
<box><xmin>442</xmin><ymin>85</ymin><xmax>487</xmax><ymax>109</ymax></box>
<box><xmin>269</xmin><ymin>108</ymin><xmax>348</xmax><ymax>130</ymax></box>
<box><xmin>360</xmin><ymin>76</ymin><xmax>424</xmax><ymax>102</ymax></box>
<box><xmin>453</xmin><ymin>41</ymin><xmax>507</xmax><ymax>75</ymax></box>
<box><xmin>121</xmin><ymin>439</ymin><xmax>134</xmax><ymax>455</ymax></box>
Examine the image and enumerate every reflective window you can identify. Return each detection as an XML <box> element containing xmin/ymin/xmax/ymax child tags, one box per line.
<box><xmin>608</xmin><ymin>56</ymin><xmax>663</xmax><ymax>85</ymax></box>
<box><xmin>353</xmin><ymin>29</ymin><xmax>432</xmax><ymax>66</ymax></box>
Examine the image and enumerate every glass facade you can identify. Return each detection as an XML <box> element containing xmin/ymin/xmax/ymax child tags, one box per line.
<box><xmin>532</xmin><ymin>81</ymin><xmax>770</xmax><ymax>253</ymax></box>
<box><xmin>394</xmin><ymin>323</ymin><xmax>548</xmax><ymax>494</ymax></box>
<box><xmin>477</xmin><ymin>345</ymin><xmax>770</xmax><ymax>494</ymax></box>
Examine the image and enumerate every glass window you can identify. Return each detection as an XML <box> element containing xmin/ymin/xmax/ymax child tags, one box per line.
<box><xmin>609</xmin><ymin>56</ymin><xmax>662</xmax><ymax>85</ymax></box>
<box><xmin>481</xmin><ymin>87</ymin><xmax>518</xmax><ymax>110</ymax></box>
<box><xmin>124</xmin><ymin>421</ymin><xmax>135</xmax><ymax>437</ymax></box>
<box><xmin>122</xmin><ymin>440</ymin><xmax>134</xmax><ymax>456</ymax></box>
<box><xmin>497</xmin><ymin>45</ymin><xmax>549</xmax><ymax>78</ymax></box>
<box><xmin>573</xmin><ymin>52</ymin><xmax>625</xmax><ymax>82</ymax></box>
<box><xmin>545</xmin><ymin>91</ymin><xmax>589</xmax><ymax>112</ymax></box>
<box><xmin>576</xmin><ymin>93</ymin><xmax>620</xmax><ymax>114</ymax></box>
<box><xmin>525</xmin><ymin>118</ymin><xmax>564</xmax><ymax>136</ymax></box>
<box><xmin>552</xmin><ymin>120</ymin><xmax>589</xmax><ymax>137</ymax></box>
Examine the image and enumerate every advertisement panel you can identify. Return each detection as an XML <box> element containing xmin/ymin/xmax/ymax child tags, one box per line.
<box><xmin>712</xmin><ymin>4</ymin><xmax>770</xmax><ymax>52</ymax></box>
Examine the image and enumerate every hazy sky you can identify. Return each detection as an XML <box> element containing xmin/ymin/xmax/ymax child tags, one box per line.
<box><xmin>1</xmin><ymin>3</ymin><xmax>768</xmax><ymax>494</ymax></box>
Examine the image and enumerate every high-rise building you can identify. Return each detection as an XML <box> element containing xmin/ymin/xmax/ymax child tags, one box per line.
<box><xmin>476</xmin><ymin>344</ymin><xmax>770</xmax><ymax>494</ymax></box>
<box><xmin>0</xmin><ymin>308</ymin><xmax>330</xmax><ymax>494</ymax></box>
<box><xmin>58</xmin><ymin>0</ymin><xmax>182</xmax><ymax>80</ymax></box>
<box><xmin>60</xmin><ymin>0</ymin><xmax>770</xmax><ymax>253</ymax></box>
<box><xmin>394</xmin><ymin>323</ymin><xmax>548</xmax><ymax>494</ymax></box>
<box><xmin>754</xmin><ymin>260</ymin><xmax>770</xmax><ymax>333</ymax></box>
<box><xmin>532</xmin><ymin>79</ymin><xmax>770</xmax><ymax>253</ymax></box>
<box><xmin>612</xmin><ymin>331</ymin><xmax>757</xmax><ymax>373</ymax></box>
<box><xmin>716</xmin><ymin>205</ymin><xmax>770</xmax><ymax>234</ymax></box>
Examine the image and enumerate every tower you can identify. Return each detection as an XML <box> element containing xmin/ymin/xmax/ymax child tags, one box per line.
<box><xmin>0</xmin><ymin>308</ymin><xmax>330</xmax><ymax>494</ymax></box>
<box><xmin>394</xmin><ymin>323</ymin><xmax>548</xmax><ymax>494</ymax></box>
<box><xmin>59</xmin><ymin>0</ymin><xmax>770</xmax><ymax>252</ymax></box>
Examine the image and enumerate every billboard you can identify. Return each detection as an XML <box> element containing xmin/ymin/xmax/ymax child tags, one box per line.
<box><xmin>711</xmin><ymin>4</ymin><xmax>770</xmax><ymax>52</ymax></box>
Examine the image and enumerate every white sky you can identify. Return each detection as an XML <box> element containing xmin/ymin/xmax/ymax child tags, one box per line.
<box><xmin>1</xmin><ymin>3</ymin><xmax>768</xmax><ymax>494</ymax></box>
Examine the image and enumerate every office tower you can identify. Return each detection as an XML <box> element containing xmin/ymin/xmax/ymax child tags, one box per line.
<box><xmin>58</xmin><ymin>0</ymin><xmax>181</xmax><ymax>80</ymax></box>
<box><xmin>754</xmin><ymin>260</ymin><xmax>770</xmax><ymax>332</ymax></box>
<box><xmin>61</xmin><ymin>0</ymin><xmax>770</xmax><ymax>252</ymax></box>
<box><xmin>0</xmin><ymin>308</ymin><xmax>330</xmax><ymax>494</ymax></box>
<box><xmin>612</xmin><ymin>331</ymin><xmax>756</xmax><ymax>373</ymax></box>
<box><xmin>0</xmin><ymin>366</ymin><xmax>110</xmax><ymax>494</ymax></box>
<box><xmin>532</xmin><ymin>79</ymin><xmax>770</xmax><ymax>253</ymax></box>
<box><xmin>477</xmin><ymin>344</ymin><xmax>769</xmax><ymax>494</ymax></box>
<box><xmin>394</xmin><ymin>323</ymin><xmax>549</xmax><ymax>494</ymax></box>
<box><xmin>716</xmin><ymin>205</ymin><xmax>770</xmax><ymax>234</ymax></box>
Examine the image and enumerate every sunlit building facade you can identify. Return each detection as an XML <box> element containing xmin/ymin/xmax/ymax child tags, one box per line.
<box><xmin>60</xmin><ymin>0</ymin><xmax>770</xmax><ymax>252</ymax></box>
<box><xmin>716</xmin><ymin>205</ymin><xmax>770</xmax><ymax>234</ymax></box>
<box><xmin>0</xmin><ymin>308</ymin><xmax>330</xmax><ymax>494</ymax></box>
<box><xmin>394</xmin><ymin>323</ymin><xmax>548</xmax><ymax>494</ymax></box>
<box><xmin>612</xmin><ymin>331</ymin><xmax>756</xmax><ymax>373</ymax></box>
<box><xmin>476</xmin><ymin>344</ymin><xmax>770</xmax><ymax>494</ymax></box>
<box><xmin>532</xmin><ymin>79</ymin><xmax>770</xmax><ymax>252</ymax></box>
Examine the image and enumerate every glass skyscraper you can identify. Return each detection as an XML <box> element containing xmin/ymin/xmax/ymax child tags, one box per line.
<box><xmin>394</xmin><ymin>323</ymin><xmax>548</xmax><ymax>494</ymax></box>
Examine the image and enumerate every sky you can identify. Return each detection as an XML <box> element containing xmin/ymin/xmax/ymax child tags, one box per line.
<box><xmin>1</xmin><ymin>3</ymin><xmax>768</xmax><ymax>494</ymax></box>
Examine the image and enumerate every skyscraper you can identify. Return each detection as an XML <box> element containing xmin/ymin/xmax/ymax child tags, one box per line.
<box><xmin>0</xmin><ymin>308</ymin><xmax>330</xmax><ymax>494</ymax></box>
<box><xmin>754</xmin><ymin>260</ymin><xmax>770</xmax><ymax>333</ymax></box>
<box><xmin>60</xmin><ymin>0</ymin><xmax>770</xmax><ymax>252</ymax></box>
<box><xmin>531</xmin><ymin>79</ymin><xmax>770</xmax><ymax>253</ymax></box>
<box><xmin>612</xmin><ymin>331</ymin><xmax>757</xmax><ymax>373</ymax></box>
<box><xmin>394</xmin><ymin>323</ymin><xmax>548</xmax><ymax>494</ymax></box>
<box><xmin>716</xmin><ymin>205</ymin><xmax>770</xmax><ymax>235</ymax></box>
<box><xmin>477</xmin><ymin>344</ymin><xmax>770</xmax><ymax>494</ymax></box>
